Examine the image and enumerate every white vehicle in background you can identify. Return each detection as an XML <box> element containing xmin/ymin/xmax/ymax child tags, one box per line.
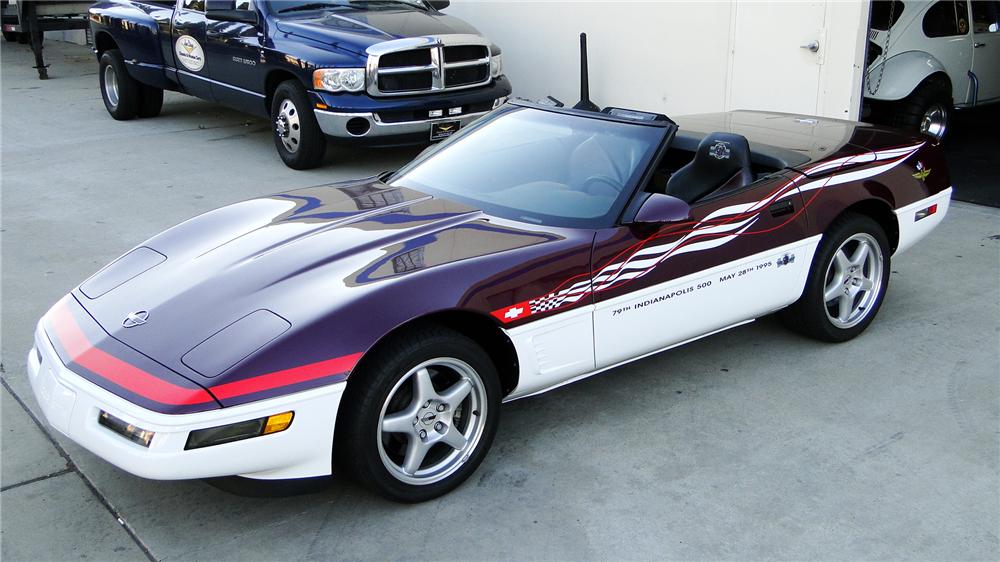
<box><xmin>864</xmin><ymin>0</ymin><xmax>1000</xmax><ymax>141</ymax></box>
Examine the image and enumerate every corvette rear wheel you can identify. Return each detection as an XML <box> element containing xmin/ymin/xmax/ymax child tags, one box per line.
<box><xmin>782</xmin><ymin>213</ymin><xmax>890</xmax><ymax>342</ymax></box>
<box><xmin>336</xmin><ymin>326</ymin><xmax>500</xmax><ymax>502</ymax></box>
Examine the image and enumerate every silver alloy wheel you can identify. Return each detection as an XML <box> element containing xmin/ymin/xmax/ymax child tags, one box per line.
<box><xmin>377</xmin><ymin>358</ymin><xmax>488</xmax><ymax>486</ymax></box>
<box><xmin>823</xmin><ymin>233</ymin><xmax>884</xmax><ymax>329</ymax></box>
<box><xmin>103</xmin><ymin>65</ymin><xmax>119</xmax><ymax>109</ymax></box>
<box><xmin>275</xmin><ymin>98</ymin><xmax>301</xmax><ymax>153</ymax></box>
<box><xmin>920</xmin><ymin>103</ymin><xmax>948</xmax><ymax>141</ymax></box>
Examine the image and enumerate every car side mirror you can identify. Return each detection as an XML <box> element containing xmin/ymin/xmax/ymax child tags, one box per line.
<box><xmin>206</xmin><ymin>0</ymin><xmax>258</xmax><ymax>25</ymax></box>
<box><xmin>633</xmin><ymin>193</ymin><xmax>692</xmax><ymax>224</ymax></box>
<box><xmin>427</xmin><ymin>0</ymin><xmax>450</xmax><ymax>10</ymax></box>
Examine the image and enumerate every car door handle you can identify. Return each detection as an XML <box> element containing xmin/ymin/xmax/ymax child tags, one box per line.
<box><xmin>769</xmin><ymin>200</ymin><xmax>795</xmax><ymax>218</ymax></box>
<box><xmin>974</xmin><ymin>42</ymin><xmax>986</xmax><ymax>48</ymax></box>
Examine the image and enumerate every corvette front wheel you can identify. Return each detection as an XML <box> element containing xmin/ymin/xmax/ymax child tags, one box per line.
<box><xmin>782</xmin><ymin>213</ymin><xmax>890</xmax><ymax>342</ymax></box>
<box><xmin>336</xmin><ymin>326</ymin><xmax>501</xmax><ymax>502</ymax></box>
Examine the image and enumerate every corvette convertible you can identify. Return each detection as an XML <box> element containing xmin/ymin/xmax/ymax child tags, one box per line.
<box><xmin>28</xmin><ymin>101</ymin><xmax>950</xmax><ymax>502</ymax></box>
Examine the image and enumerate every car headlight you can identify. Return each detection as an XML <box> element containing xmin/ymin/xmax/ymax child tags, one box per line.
<box><xmin>185</xmin><ymin>411</ymin><xmax>294</xmax><ymax>450</ymax></box>
<box><xmin>313</xmin><ymin>68</ymin><xmax>365</xmax><ymax>93</ymax></box>
<box><xmin>489</xmin><ymin>53</ymin><xmax>503</xmax><ymax>78</ymax></box>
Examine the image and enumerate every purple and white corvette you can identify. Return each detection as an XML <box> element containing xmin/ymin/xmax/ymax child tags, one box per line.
<box><xmin>28</xmin><ymin>101</ymin><xmax>950</xmax><ymax>501</ymax></box>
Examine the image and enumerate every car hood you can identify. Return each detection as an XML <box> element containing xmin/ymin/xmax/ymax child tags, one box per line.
<box><xmin>73</xmin><ymin>179</ymin><xmax>556</xmax><ymax>384</ymax></box>
<box><xmin>274</xmin><ymin>8</ymin><xmax>481</xmax><ymax>55</ymax></box>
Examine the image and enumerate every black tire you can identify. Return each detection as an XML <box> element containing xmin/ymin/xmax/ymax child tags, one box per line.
<box><xmin>137</xmin><ymin>84</ymin><xmax>164</xmax><ymax>118</ymax></box>
<box><xmin>99</xmin><ymin>49</ymin><xmax>139</xmax><ymax>120</ymax></box>
<box><xmin>335</xmin><ymin>325</ymin><xmax>502</xmax><ymax>503</ymax></box>
<box><xmin>2</xmin><ymin>31</ymin><xmax>18</xmax><ymax>42</ymax></box>
<box><xmin>781</xmin><ymin>213</ymin><xmax>891</xmax><ymax>342</ymax></box>
<box><xmin>879</xmin><ymin>75</ymin><xmax>952</xmax><ymax>142</ymax></box>
<box><xmin>270</xmin><ymin>80</ymin><xmax>326</xmax><ymax>169</ymax></box>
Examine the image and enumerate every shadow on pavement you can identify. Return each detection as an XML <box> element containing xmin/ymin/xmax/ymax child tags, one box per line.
<box><xmin>946</xmin><ymin>103</ymin><xmax>999</xmax><ymax>208</ymax></box>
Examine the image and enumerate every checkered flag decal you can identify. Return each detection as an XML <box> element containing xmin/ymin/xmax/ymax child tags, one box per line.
<box><xmin>529</xmin><ymin>294</ymin><xmax>564</xmax><ymax>314</ymax></box>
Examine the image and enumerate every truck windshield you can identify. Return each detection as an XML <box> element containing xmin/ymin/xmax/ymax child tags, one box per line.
<box><xmin>271</xmin><ymin>0</ymin><xmax>426</xmax><ymax>13</ymax></box>
<box><xmin>390</xmin><ymin>107</ymin><xmax>667</xmax><ymax>228</ymax></box>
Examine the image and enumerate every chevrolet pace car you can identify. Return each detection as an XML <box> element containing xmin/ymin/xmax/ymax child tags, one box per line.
<box><xmin>28</xmin><ymin>101</ymin><xmax>951</xmax><ymax>501</ymax></box>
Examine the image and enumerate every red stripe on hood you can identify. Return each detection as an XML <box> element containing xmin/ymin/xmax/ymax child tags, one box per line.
<box><xmin>51</xmin><ymin>299</ymin><xmax>216</xmax><ymax>406</ymax></box>
<box><xmin>49</xmin><ymin>298</ymin><xmax>361</xmax><ymax>408</ymax></box>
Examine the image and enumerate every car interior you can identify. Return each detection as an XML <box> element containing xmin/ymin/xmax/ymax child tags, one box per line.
<box><xmin>644</xmin><ymin>130</ymin><xmax>785</xmax><ymax>204</ymax></box>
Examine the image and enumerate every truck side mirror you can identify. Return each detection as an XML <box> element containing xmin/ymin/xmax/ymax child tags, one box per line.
<box><xmin>427</xmin><ymin>0</ymin><xmax>450</xmax><ymax>10</ymax></box>
<box><xmin>206</xmin><ymin>0</ymin><xmax>258</xmax><ymax>25</ymax></box>
<box><xmin>633</xmin><ymin>193</ymin><xmax>692</xmax><ymax>224</ymax></box>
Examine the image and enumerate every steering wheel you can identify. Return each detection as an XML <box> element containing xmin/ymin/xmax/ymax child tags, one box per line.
<box><xmin>580</xmin><ymin>175</ymin><xmax>622</xmax><ymax>197</ymax></box>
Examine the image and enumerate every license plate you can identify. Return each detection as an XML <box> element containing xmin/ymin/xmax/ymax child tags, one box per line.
<box><xmin>430</xmin><ymin>120</ymin><xmax>460</xmax><ymax>141</ymax></box>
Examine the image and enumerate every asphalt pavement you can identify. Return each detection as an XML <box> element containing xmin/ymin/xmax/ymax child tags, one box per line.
<box><xmin>2</xmin><ymin>41</ymin><xmax>998</xmax><ymax>561</ymax></box>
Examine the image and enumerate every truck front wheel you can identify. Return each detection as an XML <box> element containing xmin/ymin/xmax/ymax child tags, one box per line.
<box><xmin>99</xmin><ymin>49</ymin><xmax>140</xmax><ymax>120</ymax></box>
<box><xmin>270</xmin><ymin>80</ymin><xmax>326</xmax><ymax>169</ymax></box>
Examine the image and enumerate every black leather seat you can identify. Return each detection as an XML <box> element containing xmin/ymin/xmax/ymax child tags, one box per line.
<box><xmin>666</xmin><ymin>132</ymin><xmax>753</xmax><ymax>203</ymax></box>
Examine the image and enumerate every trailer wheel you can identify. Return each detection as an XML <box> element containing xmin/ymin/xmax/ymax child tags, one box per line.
<box><xmin>99</xmin><ymin>49</ymin><xmax>139</xmax><ymax>120</ymax></box>
<box><xmin>138</xmin><ymin>84</ymin><xmax>164</xmax><ymax>118</ymax></box>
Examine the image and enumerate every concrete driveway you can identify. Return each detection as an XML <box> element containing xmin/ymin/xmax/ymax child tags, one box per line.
<box><xmin>2</xmin><ymin>41</ymin><xmax>998</xmax><ymax>561</ymax></box>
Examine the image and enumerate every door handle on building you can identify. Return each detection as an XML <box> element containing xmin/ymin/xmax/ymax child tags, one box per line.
<box><xmin>800</xmin><ymin>40</ymin><xmax>820</xmax><ymax>53</ymax></box>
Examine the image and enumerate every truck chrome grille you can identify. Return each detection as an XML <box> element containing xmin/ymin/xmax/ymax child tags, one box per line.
<box><xmin>366</xmin><ymin>35</ymin><xmax>492</xmax><ymax>97</ymax></box>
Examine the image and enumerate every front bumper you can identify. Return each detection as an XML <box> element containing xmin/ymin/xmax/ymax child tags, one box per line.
<box><xmin>315</xmin><ymin>107</ymin><xmax>494</xmax><ymax>140</ymax></box>
<box><xmin>27</xmin><ymin>322</ymin><xmax>345</xmax><ymax>481</ymax></box>
<box><xmin>310</xmin><ymin>75</ymin><xmax>511</xmax><ymax>142</ymax></box>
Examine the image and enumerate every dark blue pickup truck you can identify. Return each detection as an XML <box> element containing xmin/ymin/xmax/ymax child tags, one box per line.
<box><xmin>89</xmin><ymin>0</ymin><xmax>512</xmax><ymax>168</ymax></box>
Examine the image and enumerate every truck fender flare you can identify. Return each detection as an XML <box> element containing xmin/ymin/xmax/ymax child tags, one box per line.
<box><xmin>864</xmin><ymin>50</ymin><xmax>948</xmax><ymax>102</ymax></box>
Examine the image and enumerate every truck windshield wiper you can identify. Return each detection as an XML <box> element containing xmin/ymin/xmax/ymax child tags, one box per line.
<box><xmin>346</xmin><ymin>0</ymin><xmax>428</xmax><ymax>10</ymax></box>
<box><xmin>276</xmin><ymin>2</ymin><xmax>345</xmax><ymax>14</ymax></box>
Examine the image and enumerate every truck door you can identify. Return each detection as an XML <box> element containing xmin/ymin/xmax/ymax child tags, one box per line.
<box><xmin>971</xmin><ymin>1</ymin><xmax>1000</xmax><ymax>103</ymax></box>
<box><xmin>204</xmin><ymin>0</ymin><xmax>266</xmax><ymax>115</ymax></box>
<box><xmin>171</xmin><ymin>0</ymin><xmax>215</xmax><ymax>100</ymax></box>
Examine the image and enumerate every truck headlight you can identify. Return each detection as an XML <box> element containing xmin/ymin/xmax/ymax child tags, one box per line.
<box><xmin>313</xmin><ymin>68</ymin><xmax>365</xmax><ymax>93</ymax></box>
<box><xmin>489</xmin><ymin>53</ymin><xmax>503</xmax><ymax>78</ymax></box>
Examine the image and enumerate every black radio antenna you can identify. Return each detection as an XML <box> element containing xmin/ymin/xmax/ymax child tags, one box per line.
<box><xmin>573</xmin><ymin>33</ymin><xmax>600</xmax><ymax>111</ymax></box>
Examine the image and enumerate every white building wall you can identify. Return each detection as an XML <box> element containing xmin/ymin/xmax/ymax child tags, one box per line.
<box><xmin>448</xmin><ymin>1</ymin><xmax>870</xmax><ymax>120</ymax></box>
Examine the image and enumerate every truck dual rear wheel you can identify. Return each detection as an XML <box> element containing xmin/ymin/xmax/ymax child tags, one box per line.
<box><xmin>138</xmin><ymin>84</ymin><xmax>164</xmax><ymax>118</ymax></box>
<box><xmin>270</xmin><ymin>80</ymin><xmax>326</xmax><ymax>169</ymax></box>
<box><xmin>99</xmin><ymin>49</ymin><xmax>163</xmax><ymax>120</ymax></box>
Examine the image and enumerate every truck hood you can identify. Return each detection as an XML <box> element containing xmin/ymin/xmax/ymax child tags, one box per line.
<box><xmin>73</xmin><ymin>179</ymin><xmax>554</xmax><ymax>384</ymax></box>
<box><xmin>274</xmin><ymin>8</ymin><xmax>481</xmax><ymax>55</ymax></box>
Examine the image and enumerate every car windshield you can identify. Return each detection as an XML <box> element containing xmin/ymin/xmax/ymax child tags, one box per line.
<box><xmin>390</xmin><ymin>107</ymin><xmax>667</xmax><ymax>228</ymax></box>
<box><xmin>269</xmin><ymin>0</ymin><xmax>426</xmax><ymax>14</ymax></box>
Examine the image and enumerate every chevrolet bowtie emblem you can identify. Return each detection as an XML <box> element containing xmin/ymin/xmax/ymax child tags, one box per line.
<box><xmin>122</xmin><ymin>310</ymin><xmax>148</xmax><ymax>328</ymax></box>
